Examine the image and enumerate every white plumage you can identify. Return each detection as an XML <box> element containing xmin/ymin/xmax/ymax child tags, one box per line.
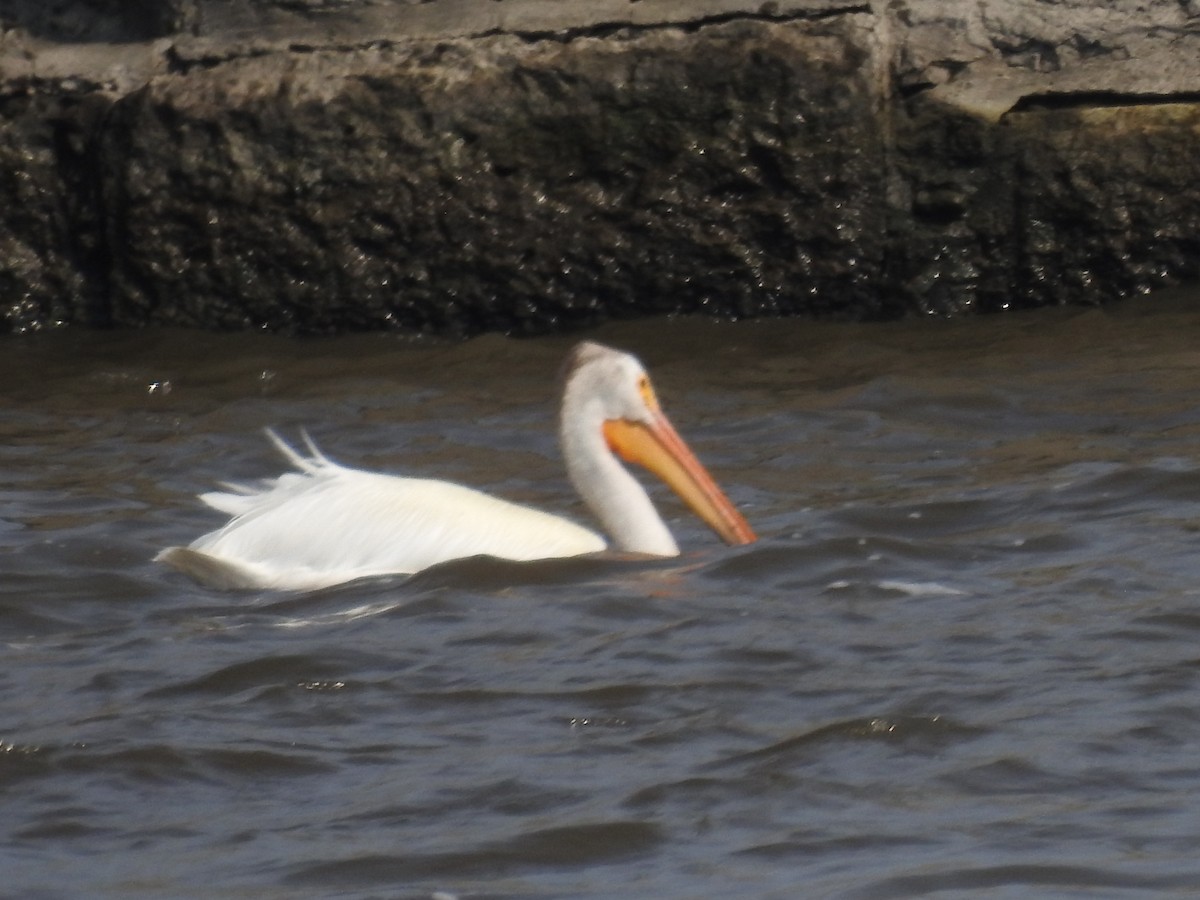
<box><xmin>158</xmin><ymin>341</ymin><xmax>755</xmax><ymax>590</ymax></box>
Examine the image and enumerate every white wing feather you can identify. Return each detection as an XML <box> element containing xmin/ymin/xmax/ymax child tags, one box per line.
<box><xmin>158</xmin><ymin>431</ymin><xmax>606</xmax><ymax>590</ymax></box>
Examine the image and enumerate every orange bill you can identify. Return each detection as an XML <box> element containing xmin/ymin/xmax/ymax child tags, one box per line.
<box><xmin>603</xmin><ymin>414</ymin><xmax>757</xmax><ymax>546</ymax></box>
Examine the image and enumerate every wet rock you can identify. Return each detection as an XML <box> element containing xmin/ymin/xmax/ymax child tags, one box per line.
<box><xmin>887</xmin><ymin>0</ymin><xmax>1200</xmax><ymax>314</ymax></box>
<box><xmin>1</xmin><ymin>0</ymin><xmax>1198</xmax><ymax>332</ymax></box>
<box><xmin>1008</xmin><ymin>104</ymin><xmax>1200</xmax><ymax>309</ymax></box>
<box><xmin>98</xmin><ymin>19</ymin><xmax>887</xmax><ymax>333</ymax></box>
<box><xmin>0</xmin><ymin>88</ymin><xmax>112</xmax><ymax>330</ymax></box>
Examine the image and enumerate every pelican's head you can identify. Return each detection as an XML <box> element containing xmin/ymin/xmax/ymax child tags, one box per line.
<box><xmin>560</xmin><ymin>341</ymin><xmax>661</xmax><ymax>427</ymax></box>
<box><xmin>559</xmin><ymin>341</ymin><xmax>756</xmax><ymax>548</ymax></box>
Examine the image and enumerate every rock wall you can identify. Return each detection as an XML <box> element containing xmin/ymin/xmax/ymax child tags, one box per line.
<box><xmin>1</xmin><ymin>0</ymin><xmax>1198</xmax><ymax>333</ymax></box>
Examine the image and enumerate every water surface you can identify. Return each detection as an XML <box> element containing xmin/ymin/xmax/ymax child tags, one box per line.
<box><xmin>4</xmin><ymin>291</ymin><xmax>1200</xmax><ymax>897</ymax></box>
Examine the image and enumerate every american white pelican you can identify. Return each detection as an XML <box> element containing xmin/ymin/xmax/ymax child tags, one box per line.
<box><xmin>157</xmin><ymin>341</ymin><xmax>756</xmax><ymax>590</ymax></box>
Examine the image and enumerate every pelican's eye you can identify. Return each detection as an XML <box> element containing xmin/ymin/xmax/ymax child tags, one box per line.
<box><xmin>637</xmin><ymin>374</ymin><xmax>660</xmax><ymax>412</ymax></box>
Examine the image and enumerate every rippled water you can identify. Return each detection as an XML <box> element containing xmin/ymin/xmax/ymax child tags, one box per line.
<box><xmin>4</xmin><ymin>291</ymin><xmax>1200</xmax><ymax>898</ymax></box>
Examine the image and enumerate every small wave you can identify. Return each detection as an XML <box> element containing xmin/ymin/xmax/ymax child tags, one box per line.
<box><xmin>285</xmin><ymin>820</ymin><xmax>663</xmax><ymax>885</ymax></box>
<box><xmin>876</xmin><ymin>579</ymin><xmax>967</xmax><ymax>597</ymax></box>
<box><xmin>846</xmin><ymin>862</ymin><xmax>1188</xmax><ymax>898</ymax></box>
<box><xmin>824</xmin><ymin>578</ymin><xmax>966</xmax><ymax>598</ymax></box>
<box><xmin>708</xmin><ymin>714</ymin><xmax>981</xmax><ymax>770</ymax></box>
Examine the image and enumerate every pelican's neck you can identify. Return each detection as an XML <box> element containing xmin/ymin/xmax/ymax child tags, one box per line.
<box><xmin>560</xmin><ymin>403</ymin><xmax>679</xmax><ymax>557</ymax></box>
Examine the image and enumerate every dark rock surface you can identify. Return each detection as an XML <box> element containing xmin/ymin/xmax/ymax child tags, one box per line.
<box><xmin>1</xmin><ymin>0</ymin><xmax>1198</xmax><ymax>333</ymax></box>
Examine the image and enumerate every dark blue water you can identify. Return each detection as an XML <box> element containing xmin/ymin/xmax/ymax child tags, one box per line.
<box><xmin>4</xmin><ymin>293</ymin><xmax>1200</xmax><ymax>898</ymax></box>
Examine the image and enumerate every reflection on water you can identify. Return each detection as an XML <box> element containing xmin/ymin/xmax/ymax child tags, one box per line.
<box><xmin>4</xmin><ymin>288</ymin><xmax>1200</xmax><ymax>897</ymax></box>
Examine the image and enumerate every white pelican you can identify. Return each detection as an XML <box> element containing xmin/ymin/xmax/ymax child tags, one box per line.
<box><xmin>157</xmin><ymin>341</ymin><xmax>756</xmax><ymax>590</ymax></box>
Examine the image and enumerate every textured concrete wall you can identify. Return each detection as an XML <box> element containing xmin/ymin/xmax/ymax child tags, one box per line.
<box><xmin>1</xmin><ymin>0</ymin><xmax>1198</xmax><ymax>333</ymax></box>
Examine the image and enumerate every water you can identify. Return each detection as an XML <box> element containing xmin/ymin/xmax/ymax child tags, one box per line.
<box><xmin>4</xmin><ymin>291</ymin><xmax>1200</xmax><ymax>898</ymax></box>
